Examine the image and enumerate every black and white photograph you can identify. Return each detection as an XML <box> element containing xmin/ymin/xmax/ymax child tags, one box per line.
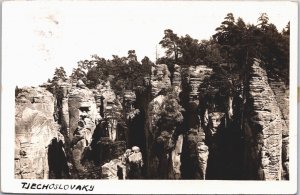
<box><xmin>1</xmin><ymin>0</ymin><xmax>298</xmax><ymax>194</ymax></box>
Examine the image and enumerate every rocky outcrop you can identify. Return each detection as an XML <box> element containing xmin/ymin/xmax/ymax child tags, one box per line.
<box><xmin>268</xmin><ymin>79</ymin><xmax>289</xmax><ymax>180</ymax></box>
<box><xmin>67</xmin><ymin>81</ymin><xmax>98</xmax><ymax>175</ymax></box>
<box><xmin>173</xmin><ymin>64</ymin><xmax>182</xmax><ymax>95</ymax></box>
<box><xmin>182</xmin><ymin>129</ymin><xmax>208</xmax><ymax>179</ymax></box>
<box><xmin>170</xmin><ymin>134</ymin><xmax>183</xmax><ymax>179</ymax></box>
<box><xmin>55</xmin><ymin>82</ymin><xmax>71</xmax><ymax>136</ymax></box>
<box><xmin>95</xmin><ymin>81</ymin><xmax>123</xmax><ymax>141</ymax></box>
<box><xmin>151</xmin><ymin>64</ymin><xmax>171</xmax><ymax>97</ymax></box>
<box><xmin>15</xmin><ymin>87</ymin><xmax>65</xmax><ymax>179</ymax></box>
<box><xmin>68</xmin><ymin>81</ymin><xmax>97</xmax><ymax>139</ymax></box>
<box><xmin>15</xmin><ymin>58</ymin><xmax>289</xmax><ymax>181</ymax></box>
<box><xmin>179</xmin><ymin>65</ymin><xmax>214</xmax><ymax>179</ymax></box>
<box><xmin>188</xmin><ymin>65</ymin><xmax>213</xmax><ymax>103</ymax></box>
<box><xmin>101</xmin><ymin>159</ymin><xmax>126</xmax><ymax>179</ymax></box>
<box><xmin>126</xmin><ymin>146</ymin><xmax>144</xmax><ymax>179</ymax></box>
<box><xmin>243</xmin><ymin>59</ymin><xmax>286</xmax><ymax>180</ymax></box>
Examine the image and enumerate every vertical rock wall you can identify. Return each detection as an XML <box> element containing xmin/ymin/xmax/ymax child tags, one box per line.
<box><xmin>57</xmin><ymin>83</ymin><xmax>71</xmax><ymax>135</ymax></box>
<box><xmin>151</xmin><ymin>64</ymin><xmax>171</xmax><ymax>97</ymax></box>
<box><xmin>268</xmin><ymin>78</ymin><xmax>289</xmax><ymax>179</ymax></box>
<box><xmin>180</xmin><ymin>65</ymin><xmax>213</xmax><ymax>179</ymax></box>
<box><xmin>15</xmin><ymin>59</ymin><xmax>289</xmax><ymax>180</ymax></box>
<box><xmin>68</xmin><ymin>85</ymin><xmax>97</xmax><ymax>139</ymax></box>
<box><xmin>67</xmin><ymin>82</ymin><xmax>98</xmax><ymax>177</ymax></box>
<box><xmin>15</xmin><ymin>87</ymin><xmax>64</xmax><ymax>179</ymax></box>
<box><xmin>243</xmin><ymin>59</ymin><xmax>286</xmax><ymax>180</ymax></box>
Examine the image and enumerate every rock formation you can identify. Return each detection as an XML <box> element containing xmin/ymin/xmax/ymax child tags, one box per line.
<box><xmin>243</xmin><ymin>59</ymin><xmax>287</xmax><ymax>180</ymax></box>
<box><xmin>268</xmin><ymin>78</ymin><xmax>289</xmax><ymax>180</ymax></box>
<box><xmin>151</xmin><ymin>64</ymin><xmax>171</xmax><ymax>97</ymax></box>
<box><xmin>15</xmin><ymin>58</ymin><xmax>289</xmax><ymax>180</ymax></box>
<box><xmin>15</xmin><ymin>87</ymin><xmax>66</xmax><ymax>179</ymax></box>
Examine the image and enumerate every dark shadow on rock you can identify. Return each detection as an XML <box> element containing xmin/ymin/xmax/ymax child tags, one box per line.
<box><xmin>48</xmin><ymin>138</ymin><xmax>70</xmax><ymax>179</ymax></box>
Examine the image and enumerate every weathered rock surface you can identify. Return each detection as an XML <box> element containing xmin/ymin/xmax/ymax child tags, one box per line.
<box><xmin>95</xmin><ymin>81</ymin><xmax>123</xmax><ymax>141</ymax></box>
<box><xmin>15</xmin><ymin>87</ymin><xmax>64</xmax><ymax>179</ymax></box>
<box><xmin>55</xmin><ymin>82</ymin><xmax>72</xmax><ymax>135</ymax></box>
<box><xmin>268</xmin><ymin>79</ymin><xmax>289</xmax><ymax>180</ymax></box>
<box><xmin>15</xmin><ymin>58</ymin><xmax>289</xmax><ymax>181</ymax></box>
<box><xmin>67</xmin><ymin>81</ymin><xmax>98</xmax><ymax>175</ymax></box>
<box><xmin>188</xmin><ymin>65</ymin><xmax>213</xmax><ymax>102</ymax></box>
<box><xmin>243</xmin><ymin>59</ymin><xmax>286</xmax><ymax>180</ymax></box>
<box><xmin>182</xmin><ymin>129</ymin><xmax>208</xmax><ymax>179</ymax></box>
<box><xmin>173</xmin><ymin>64</ymin><xmax>182</xmax><ymax>95</ymax></box>
<box><xmin>101</xmin><ymin>159</ymin><xmax>126</xmax><ymax>179</ymax></box>
<box><xmin>170</xmin><ymin>134</ymin><xmax>183</xmax><ymax>179</ymax></box>
<box><xmin>68</xmin><ymin>81</ymin><xmax>97</xmax><ymax>139</ymax></box>
<box><xmin>151</xmin><ymin>64</ymin><xmax>171</xmax><ymax>97</ymax></box>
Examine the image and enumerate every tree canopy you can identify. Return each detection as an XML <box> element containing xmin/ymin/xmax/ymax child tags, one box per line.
<box><xmin>49</xmin><ymin>12</ymin><xmax>290</xmax><ymax>91</ymax></box>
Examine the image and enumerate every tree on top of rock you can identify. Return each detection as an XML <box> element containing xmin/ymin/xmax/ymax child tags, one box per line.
<box><xmin>159</xmin><ymin>29</ymin><xmax>181</xmax><ymax>63</ymax></box>
<box><xmin>70</xmin><ymin>67</ymin><xmax>87</xmax><ymax>83</ymax></box>
<box><xmin>52</xmin><ymin>67</ymin><xmax>67</xmax><ymax>82</ymax></box>
<box><xmin>155</xmin><ymin>88</ymin><xmax>184</xmax><ymax>134</ymax></box>
<box><xmin>213</xmin><ymin>13</ymin><xmax>239</xmax><ymax>64</ymax></box>
<box><xmin>178</xmin><ymin>34</ymin><xmax>200</xmax><ymax>65</ymax></box>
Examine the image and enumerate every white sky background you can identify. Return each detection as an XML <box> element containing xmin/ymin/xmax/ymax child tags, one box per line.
<box><xmin>3</xmin><ymin>1</ymin><xmax>293</xmax><ymax>87</ymax></box>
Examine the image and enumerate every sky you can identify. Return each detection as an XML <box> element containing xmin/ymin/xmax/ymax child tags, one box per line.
<box><xmin>2</xmin><ymin>1</ymin><xmax>294</xmax><ymax>87</ymax></box>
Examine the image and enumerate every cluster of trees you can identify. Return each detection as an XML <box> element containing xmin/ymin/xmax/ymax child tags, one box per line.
<box><xmin>49</xmin><ymin>12</ymin><xmax>290</xmax><ymax>93</ymax></box>
<box><xmin>213</xmin><ymin>13</ymin><xmax>289</xmax><ymax>73</ymax></box>
<box><xmin>158</xmin><ymin>13</ymin><xmax>289</xmax><ymax>81</ymax></box>
<box><xmin>51</xmin><ymin>51</ymin><xmax>153</xmax><ymax>96</ymax></box>
<box><xmin>158</xmin><ymin>29</ymin><xmax>223</xmax><ymax>67</ymax></box>
<box><xmin>84</xmin><ymin>52</ymin><xmax>153</xmax><ymax>94</ymax></box>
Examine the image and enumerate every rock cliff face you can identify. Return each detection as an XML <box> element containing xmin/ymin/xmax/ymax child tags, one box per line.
<box><xmin>15</xmin><ymin>87</ymin><xmax>66</xmax><ymax>179</ymax></box>
<box><xmin>151</xmin><ymin>64</ymin><xmax>171</xmax><ymax>97</ymax></box>
<box><xmin>67</xmin><ymin>81</ymin><xmax>98</xmax><ymax>177</ymax></box>
<box><xmin>243</xmin><ymin>59</ymin><xmax>287</xmax><ymax>180</ymax></box>
<box><xmin>268</xmin><ymin>78</ymin><xmax>289</xmax><ymax>180</ymax></box>
<box><xmin>179</xmin><ymin>65</ymin><xmax>214</xmax><ymax>179</ymax></box>
<box><xmin>15</xmin><ymin>59</ymin><xmax>289</xmax><ymax>180</ymax></box>
<box><xmin>143</xmin><ymin>64</ymin><xmax>170</xmax><ymax>178</ymax></box>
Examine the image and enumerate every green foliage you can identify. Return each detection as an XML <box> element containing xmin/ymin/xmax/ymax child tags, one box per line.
<box><xmin>200</xmin><ymin>39</ymin><xmax>223</xmax><ymax>66</ymax></box>
<box><xmin>159</xmin><ymin>29</ymin><xmax>181</xmax><ymax>62</ymax></box>
<box><xmin>72</xmin><ymin>51</ymin><xmax>153</xmax><ymax>96</ymax></box>
<box><xmin>47</xmin><ymin>12</ymin><xmax>288</xmax><ymax>95</ymax></box>
<box><xmin>212</xmin><ymin>12</ymin><xmax>289</xmax><ymax>82</ymax></box>
<box><xmin>70</xmin><ymin>67</ymin><xmax>87</xmax><ymax>83</ymax></box>
<box><xmin>159</xmin><ymin>29</ymin><xmax>205</xmax><ymax>66</ymax></box>
<box><xmin>156</xmin><ymin>12</ymin><xmax>289</xmax><ymax>86</ymax></box>
<box><xmin>178</xmin><ymin>34</ymin><xmax>201</xmax><ymax>65</ymax></box>
<box><xmin>52</xmin><ymin>67</ymin><xmax>67</xmax><ymax>82</ymax></box>
<box><xmin>257</xmin><ymin>13</ymin><xmax>269</xmax><ymax>31</ymax></box>
<box><xmin>152</xmin><ymin>88</ymin><xmax>184</xmax><ymax>133</ymax></box>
